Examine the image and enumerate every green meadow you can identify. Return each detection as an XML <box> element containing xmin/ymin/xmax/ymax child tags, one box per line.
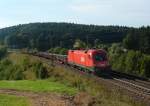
<box><xmin>0</xmin><ymin>94</ymin><xmax>30</xmax><ymax>106</ymax></box>
<box><xmin>0</xmin><ymin>80</ymin><xmax>78</xmax><ymax>95</ymax></box>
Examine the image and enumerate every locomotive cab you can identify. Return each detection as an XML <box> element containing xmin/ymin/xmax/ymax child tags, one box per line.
<box><xmin>92</xmin><ymin>50</ymin><xmax>110</xmax><ymax>75</ymax></box>
<box><xmin>94</xmin><ymin>53</ymin><xmax>106</xmax><ymax>62</ymax></box>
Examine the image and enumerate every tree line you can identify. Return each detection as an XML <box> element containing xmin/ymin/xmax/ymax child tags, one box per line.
<box><xmin>0</xmin><ymin>22</ymin><xmax>129</xmax><ymax>51</ymax></box>
<box><xmin>123</xmin><ymin>26</ymin><xmax>150</xmax><ymax>54</ymax></box>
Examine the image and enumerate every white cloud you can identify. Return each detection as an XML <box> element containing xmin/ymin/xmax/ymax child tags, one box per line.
<box><xmin>0</xmin><ymin>18</ymin><xmax>15</xmax><ymax>28</ymax></box>
<box><xmin>70</xmin><ymin>3</ymin><xmax>99</xmax><ymax>13</ymax></box>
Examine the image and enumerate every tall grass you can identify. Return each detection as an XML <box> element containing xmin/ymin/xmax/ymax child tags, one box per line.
<box><xmin>0</xmin><ymin>53</ymin><xmax>49</xmax><ymax>80</ymax></box>
<box><xmin>44</xmin><ymin>62</ymin><xmax>144</xmax><ymax>106</ymax></box>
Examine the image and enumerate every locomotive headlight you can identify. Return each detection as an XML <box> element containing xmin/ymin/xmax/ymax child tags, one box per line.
<box><xmin>89</xmin><ymin>52</ymin><xmax>92</xmax><ymax>56</ymax></box>
<box><xmin>88</xmin><ymin>53</ymin><xmax>92</xmax><ymax>59</ymax></box>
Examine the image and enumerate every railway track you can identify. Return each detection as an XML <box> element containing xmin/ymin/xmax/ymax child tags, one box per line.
<box><xmin>30</xmin><ymin>53</ymin><xmax>150</xmax><ymax>105</ymax></box>
<box><xmin>112</xmin><ymin>78</ymin><xmax>150</xmax><ymax>99</ymax></box>
<box><xmin>109</xmin><ymin>71</ymin><xmax>150</xmax><ymax>105</ymax></box>
<box><xmin>111</xmin><ymin>71</ymin><xmax>150</xmax><ymax>92</ymax></box>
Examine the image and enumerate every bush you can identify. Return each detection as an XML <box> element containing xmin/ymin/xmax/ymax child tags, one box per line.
<box><xmin>0</xmin><ymin>59</ymin><xmax>12</xmax><ymax>80</ymax></box>
<box><xmin>59</xmin><ymin>48</ymin><xmax>67</xmax><ymax>55</ymax></box>
<box><xmin>0</xmin><ymin>47</ymin><xmax>7</xmax><ymax>59</ymax></box>
<box><xmin>140</xmin><ymin>56</ymin><xmax>150</xmax><ymax>77</ymax></box>
<box><xmin>33</xmin><ymin>62</ymin><xmax>49</xmax><ymax>79</ymax></box>
<box><xmin>109</xmin><ymin>48</ymin><xmax>150</xmax><ymax>78</ymax></box>
<box><xmin>0</xmin><ymin>59</ymin><xmax>24</xmax><ymax>80</ymax></box>
<box><xmin>124</xmin><ymin>51</ymin><xmax>142</xmax><ymax>74</ymax></box>
<box><xmin>0</xmin><ymin>54</ymin><xmax>49</xmax><ymax>80</ymax></box>
<box><xmin>49</xmin><ymin>47</ymin><xmax>68</xmax><ymax>55</ymax></box>
<box><xmin>9</xmin><ymin>65</ymin><xmax>24</xmax><ymax>80</ymax></box>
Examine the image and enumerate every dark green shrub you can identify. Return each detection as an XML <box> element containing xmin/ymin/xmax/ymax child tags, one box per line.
<box><xmin>140</xmin><ymin>56</ymin><xmax>150</xmax><ymax>77</ymax></box>
<box><xmin>109</xmin><ymin>47</ymin><xmax>150</xmax><ymax>78</ymax></box>
<box><xmin>33</xmin><ymin>62</ymin><xmax>49</xmax><ymax>79</ymax></box>
<box><xmin>0</xmin><ymin>56</ymin><xmax>49</xmax><ymax>80</ymax></box>
<box><xmin>0</xmin><ymin>59</ymin><xmax>12</xmax><ymax>80</ymax></box>
<box><xmin>125</xmin><ymin>51</ymin><xmax>143</xmax><ymax>75</ymax></box>
<box><xmin>21</xmin><ymin>57</ymin><xmax>30</xmax><ymax>71</ymax></box>
<box><xmin>8</xmin><ymin>65</ymin><xmax>24</xmax><ymax>80</ymax></box>
<box><xmin>59</xmin><ymin>48</ymin><xmax>67</xmax><ymax>55</ymax></box>
<box><xmin>12</xmin><ymin>67</ymin><xmax>24</xmax><ymax>80</ymax></box>
<box><xmin>112</xmin><ymin>54</ymin><xmax>126</xmax><ymax>71</ymax></box>
<box><xmin>0</xmin><ymin>47</ymin><xmax>7</xmax><ymax>59</ymax></box>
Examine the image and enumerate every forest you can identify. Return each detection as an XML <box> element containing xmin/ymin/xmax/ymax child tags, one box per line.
<box><xmin>0</xmin><ymin>22</ymin><xmax>130</xmax><ymax>51</ymax></box>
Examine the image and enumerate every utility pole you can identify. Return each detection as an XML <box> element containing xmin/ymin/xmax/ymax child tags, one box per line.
<box><xmin>50</xmin><ymin>36</ymin><xmax>53</xmax><ymax>49</ymax></box>
<box><xmin>86</xmin><ymin>35</ymin><xmax>89</xmax><ymax>49</ymax></box>
<box><xmin>50</xmin><ymin>31</ymin><xmax>54</xmax><ymax>49</ymax></box>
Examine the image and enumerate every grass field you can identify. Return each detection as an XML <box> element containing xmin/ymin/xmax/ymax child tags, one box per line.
<box><xmin>0</xmin><ymin>94</ymin><xmax>30</xmax><ymax>106</ymax></box>
<box><xmin>0</xmin><ymin>80</ymin><xmax>78</xmax><ymax>95</ymax></box>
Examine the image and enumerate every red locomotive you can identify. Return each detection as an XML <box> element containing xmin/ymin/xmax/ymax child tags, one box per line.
<box><xmin>68</xmin><ymin>49</ymin><xmax>110</xmax><ymax>74</ymax></box>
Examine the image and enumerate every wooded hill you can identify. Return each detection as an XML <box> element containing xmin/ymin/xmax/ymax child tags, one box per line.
<box><xmin>0</xmin><ymin>22</ymin><xmax>149</xmax><ymax>77</ymax></box>
<box><xmin>0</xmin><ymin>22</ymin><xmax>130</xmax><ymax>51</ymax></box>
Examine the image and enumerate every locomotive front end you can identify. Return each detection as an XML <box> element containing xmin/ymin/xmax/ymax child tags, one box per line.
<box><xmin>92</xmin><ymin>50</ymin><xmax>110</xmax><ymax>74</ymax></box>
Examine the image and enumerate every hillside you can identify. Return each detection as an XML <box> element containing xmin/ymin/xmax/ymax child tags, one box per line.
<box><xmin>0</xmin><ymin>52</ymin><xmax>145</xmax><ymax>106</ymax></box>
<box><xmin>0</xmin><ymin>22</ymin><xmax>130</xmax><ymax>50</ymax></box>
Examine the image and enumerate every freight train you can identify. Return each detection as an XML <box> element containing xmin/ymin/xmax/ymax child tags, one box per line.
<box><xmin>32</xmin><ymin>49</ymin><xmax>110</xmax><ymax>75</ymax></box>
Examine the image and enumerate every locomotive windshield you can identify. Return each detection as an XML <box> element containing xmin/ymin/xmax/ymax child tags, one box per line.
<box><xmin>94</xmin><ymin>53</ymin><xmax>106</xmax><ymax>61</ymax></box>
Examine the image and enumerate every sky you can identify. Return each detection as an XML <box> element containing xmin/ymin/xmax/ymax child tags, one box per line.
<box><xmin>0</xmin><ymin>0</ymin><xmax>150</xmax><ymax>28</ymax></box>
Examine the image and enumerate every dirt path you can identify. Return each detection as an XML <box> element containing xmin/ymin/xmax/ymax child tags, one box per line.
<box><xmin>0</xmin><ymin>89</ymin><xmax>75</xmax><ymax>106</ymax></box>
